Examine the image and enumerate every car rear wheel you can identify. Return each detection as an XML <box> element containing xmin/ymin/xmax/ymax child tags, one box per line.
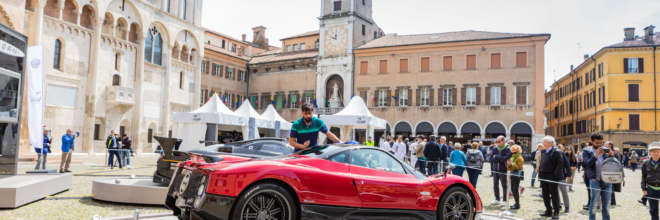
<box><xmin>438</xmin><ymin>187</ymin><xmax>474</xmax><ymax>220</ymax></box>
<box><xmin>231</xmin><ymin>182</ymin><xmax>298</xmax><ymax>220</ymax></box>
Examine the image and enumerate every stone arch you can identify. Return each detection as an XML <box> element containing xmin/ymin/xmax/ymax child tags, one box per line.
<box><xmin>437</xmin><ymin>120</ymin><xmax>458</xmax><ymax>137</ymax></box>
<box><xmin>147</xmin><ymin>122</ymin><xmax>158</xmax><ymax>143</ymax></box>
<box><xmin>190</xmin><ymin>48</ymin><xmax>197</xmax><ymax>63</ymax></box>
<box><xmin>128</xmin><ymin>23</ymin><xmax>140</xmax><ymax>44</ymax></box>
<box><xmin>393</xmin><ymin>120</ymin><xmax>413</xmax><ymax>136</ymax></box>
<box><xmin>115</xmin><ymin>17</ymin><xmax>128</xmax><ymax>40</ymax></box>
<box><xmin>180</xmin><ymin>44</ymin><xmax>189</xmax><ymax>62</ymax></box>
<box><xmin>94</xmin><ymin>118</ymin><xmax>105</xmax><ymax>141</ymax></box>
<box><xmin>102</xmin><ymin>12</ymin><xmax>114</xmax><ymax>35</ymax></box>
<box><xmin>62</xmin><ymin>0</ymin><xmax>79</xmax><ymax>24</ymax></box>
<box><xmin>80</xmin><ymin>5</ymin><xmax>95</xmax><ymax>30</ymax></box>
<box><xmin>509</xmin><ymin>121</ymin><xmax>535</xmax><ymax>136</ymax></box>
<box><xmin>119</xmin><ymin>119</ymin><xmax>131</xmax><ymax>136</ymax></box>
<box><xmin>171</xmin><ymin>41</ymin><xmax>180</xmax><ymax>61</ymax></box>
<box><xmin>0</xmin><ymin>4</ymin><xmax>16</xmax><ymax>29</ymax></box>
<box><xmin>459</xmin><ymin>120</ymin><xmax>482</xmax><ymax>135</ymax></box>
<box><xmin>414</xmin><ymin>120</ymin><xmax>434</xmax><ymax>137</ymax></box>
<box><xmin>484</xmin><ymin>120</ymin><xmax>508</xmax><ymax>134</ymax></box>
<box><xmin>44</xmin><ymin>0</ymin><xmax>59</xmax><ymax>18</ymax></box>
<box><xmin>324</xmin><ymin>74</ymin><xmax>344</xmax><ymax>105</ymax></box>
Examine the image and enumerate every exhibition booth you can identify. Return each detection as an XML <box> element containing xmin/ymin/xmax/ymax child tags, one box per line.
<box><xmin>320</xmin><ymin>97</ymin><xmax>387</xmax><ymax>142</ymax></box>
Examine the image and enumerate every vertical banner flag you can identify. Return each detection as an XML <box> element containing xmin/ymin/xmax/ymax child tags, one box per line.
<box><xmin>28</xmin><ymin>45</ymin><xmax>44</xmax><ymax>149</ymax></box>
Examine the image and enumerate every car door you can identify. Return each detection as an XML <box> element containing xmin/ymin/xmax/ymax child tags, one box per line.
<box><xmin>349</xmin><ymin>148</ymin><xmax>439</xmax><ymax>211</ymax></box>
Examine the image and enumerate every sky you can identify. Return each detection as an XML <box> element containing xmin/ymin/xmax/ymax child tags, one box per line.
<box><xmin>202</xmin><ymin>0</ymin><xmax>660</xmax><ymax>91</ymax></box>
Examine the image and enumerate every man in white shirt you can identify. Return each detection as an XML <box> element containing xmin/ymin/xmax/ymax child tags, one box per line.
<box><xmin>409</xmin><ymin>138</ymin><xmax>419</xmax><ymax>166</ymax></box>
<box><xmin>392</xmin><ymin>136</ymin><xmax>407</xmax><ymax>160</ymax></box>
<box><xmin>380</xmin><ymin>136</ymin><xmax>392</xmax><ymax>152</ymax></box>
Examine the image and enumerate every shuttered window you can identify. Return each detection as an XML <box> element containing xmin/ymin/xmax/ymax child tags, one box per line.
<box><xmin>443</xmin><ymin>88</ymin><xmax>452</xmax><ymax>106</ymax></box>
<box><xmin>490</xmin><ymin>87</ymin><xmax>501</xmax><ymax>105</ymax></box>
<box><xmin>628</xmin><ymin>84</ymin><xmax>639</xmax><ymax>101</ymax></box>
<box><xmin>491</xmin><ymin>53</ymin><xmax>501</xmax><ymax>68</ymax></box>
<box><xmin>360</xmin><ymin>61</ymin><xmax>368</xmax><ymax>74</ymax></box>
<box><xmin>333</xmin><ymin>1</ymin><xmax>342</xmax><ymax>11</ymax></box>
<box><xmin>443</xmin><ymin>56</ymin><xmax>452</xmax><ymax>70</ymax></box>
<box><xmin>466</xmin><ymin>55</ymin><xmax>476</xmax><ymax>69</ymax></box>
<box><xmin>629</xmin><ymin>114</ymin><xmax>640</xmax><ymax>131</ymax></box>
<box><xmin>379</xmin><ymin>60</ymin><xmax>388</xmax><ymax>73</ymax></box>
<box><xmin>399</xmin><ymin>58</ymin><xmax>409</xmax><ymax>73</ymax></box>
<box><xmin>516</xmin><ymin>52</ymin><xmax>527</xmax><ymax>67</ymax></box>
<box><xmin>516</xmin><ymin>86</ymin><xmax>527</xmax><ymax>105</ymax></box>
<box><xmin>421</xmin><ymin>57</ymin><xmax>430</xmax><ymax>71</ymax></box>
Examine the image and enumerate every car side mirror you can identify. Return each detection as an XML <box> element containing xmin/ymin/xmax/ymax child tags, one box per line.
<box><xmin>444</xmin><ymin>163</ymin><xmax>455</xmax><ymax>177</ymax></box>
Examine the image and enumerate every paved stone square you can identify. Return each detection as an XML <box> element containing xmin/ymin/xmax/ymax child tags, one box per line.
<box><xmin>0</xmin><ymin>155</ymin><xmax>652</xmax><ymax>220</ymax></box>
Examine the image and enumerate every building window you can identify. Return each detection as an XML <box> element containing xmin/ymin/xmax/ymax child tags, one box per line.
<box><xmin>144</xmin><ymin>29</ymin><xmax>163</xmax><ymax>65</ymax></box>
<box><xmin>305</xmin><ymin>93</ymin><xmax>313</xmax><ymax>104</ymax></box>
<box><xmin>200</xmin><ymin>89</ymin><xmax>205</xmax><ymax>104</ymax></box>
<box><xmin>399</xmin><ymin>58</ymin><xmax>408</xmax><ymax>73</ymax></box>
<box><xmin>379</xmin><ymin>60</ymin><xmax>387</xmax><ymax>73</ymax></box>
<box><xmin>420</xmin><ymin>88</ymin><xmax>430</xmax><ymax>106</ymax></box>
<box><xmin>490</xmin><ymin>87</ymin><xmax>501</xmax><ymax>105</ymax></box>
<box><xmin>399</xmin><ymin>90</ymin><xmax>408</xmax><ymax>106</ymax></box>
<box><xmin>443</xmin><ymin>88</ymin><xmax>452</xmax><ymax>106</ymax></box>
<box><xmin>378</xmin><ymin>90</ymin><xmax>387</xmax><ymax>107</ymax></box>
<box><xmin>179</xmin><ymin>72</ymin><xmax>184</xmax><ymax>89</ymax></box>
<box><xmin>236</xmin><ymin>95</ymin><xmax>242</xmax><ymax>107</ymax></box>
<box><xmin>213</xmin><ymin>64</ymin><xmax>220</xmax><ymax>76</ymax></box>
<box><xmin>516</xmin><ymin>52</ymin><xmax>527</xmax><ymax>67</ymax></box>
<box><xmin>598</xmin><ymin>63</ymin><xmax>603</xmax><ymax>77</ymax></box>
<box><xmin>300</xmin><ymin>43</ymin><xmax>306</xmax><ymax>50</ymax></box>
<box><xmin>201</xmin><ymin>61</ymin><xmax>206</xmax><ymax>73</ymax></box>
<box><xmin>315</xmin><ymin>40</ymin><xmax>320</xmax><ymax>48</ymax></box>
<box><xmin>333</xmin><ymin>1</ymin><xmax>342</xmax><ymax>11</ymax></box>
<box><xmin>112</xmin><ymin>75</ymin><xmax>120</xmax><ymax>86</ymax></box>
<box><xmin>516</xmin><ymin>86</ymin><xmax>528</xmax><ymax>105</ymax></box>
<box><xmin>443</xmin><ymin>56</ymin><xmax>452</xmax><ymax>70</ymax></box>
<box><xmin>225</xmin><ymin>94</ymin><xmax>232</xmax><ymax>108</ymax></box>
<box><xmin>94</xmin><ymin>124</ymin><xmax>100</xmax><ymax>140</ymax></box>
<box><xmin>147</xmin><ymin>128</ymin><xmax>153</xmax><ymax>143</ymax></box>
<box><xmin>115</xmin><ymin>53</ymin><xmax>120</xmax><ymax>71</ymax></box>
<box><xmin>466</xmin><ymin>55</ymin><xmax>476</xmax><ymax>69</ymax></box>
<box><xmin>490</xmin><ymin>53</ymin><xmax>501</xmax><ymax>68</ymax></box>
<box><xmin>227</xmin><ymin>67</ymin><xmax>234</xmax><ymax>79</ymax></box>
<box><xmin>466</xmin><ymin>87</ymin><xmax>476</xmax><ymax>106</ymax></box>
<box><xmin>250</xmin><ymin>96</ymin><xmax>258</xmax><ymax>108</ymax></box>
<box><xmin>628</xmin><ymin>84</ymin><xmax>639</xmax><ymax>101</ymax></box>
<box><xmin>629</xmin><ymin>114</ymin><xmax>640</xmax><ymax>131</ymax></box>
<box><xmin>275</xmin><ymin>94</ymin><xmax>283</xmax><ymax>109</ymax></box>
<box><xmin>166</xmin><ymin>0</ymin><xmax>170</xmax><ymax>12</ymax></box>
<box><xmin>221</xmin><ymin>40</ymin><xmax>225</xmax><ymax>49</ymax></box>
<box><xmin>293</xmin><ymin>44</ymin><xmax>299</xmax><ymax>51</ymax></box>
<box><xmin>291</xmin><ymin>94</ymin><xmax>298</xmax><ymax>108</ymax></box>
<box><xmin>362</xmin><ymin>24</ymin><xmax>366</xmax><ymax>36</ymax></box>
<box><xmin>374</xmin><ymin>31</ymin><xmax>377</xmax><ymax>39</ymax></box>
<box><xmin>421</xmin><ymin>57</ymin><xmax>430</xmax><ymax>71</ymax></box>
<box><xmin>265</xmin><ymin>68</ymin><xmax>271</xmax><ymax>72</ymax></box>
<box><xmin>54</xmin><ymin>39</ymin><xmax>62</xmax><ymax>69</ymax></box>
<box><xmin>239</xmin><ymin>70</ymin><xmax>245</xmax><ymax>81</ymax></box>
<box><xmin>286</xmin><ymin>45</ymin><xmax>291</xmax><ymax>52</ymax></box>
<box><xmin>626</xmin><ymin>58</ymin><xmax>640</xmax><ymax>73</ymax></box>
<box><xmin>362</xmin><ymin>0</ymin><xmax>365</xmax><ymax>5</ymax></box>
<box><xmin>182</xmin><ymin>0</ymin><xmax>187</xmax><ymax>20</ymax></box>
<box><xmin>360</xmin><ymin>61</ymin><xmax>368</xmax><ymax>74</ymax></box>
<box><xmin>231</xmin><ymin>44</ymin><xmax>236</xmax><ymax>52</ymax></box>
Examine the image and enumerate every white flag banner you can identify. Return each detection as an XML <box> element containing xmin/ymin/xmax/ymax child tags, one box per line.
<box><xmin>27</xmin><ymin>45</ymin><xmax>44</xmax><ymax>149</ymax></box>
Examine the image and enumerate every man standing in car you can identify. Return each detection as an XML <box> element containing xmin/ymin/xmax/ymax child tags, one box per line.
<box><xmin>289</xmin><ymin>103</ymin><xmax>342</xmax><ymax>152</ymax></box>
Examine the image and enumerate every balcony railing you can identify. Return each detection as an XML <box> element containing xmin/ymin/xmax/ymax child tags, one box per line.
<box><xmin>105</xmin><ymin>86</ymin><xmax>135</xmax><ymax>108</ymax></box>
<box><xmin>314</xmin><ymin>108</ymin><xmax>343</xmax><ymax>115</ymax></box>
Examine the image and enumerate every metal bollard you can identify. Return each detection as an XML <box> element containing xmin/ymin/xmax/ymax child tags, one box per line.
<box><xmin>133</xmin><ymin>209</ymin><xmax>139</xmax><ymax>220</ymax></box>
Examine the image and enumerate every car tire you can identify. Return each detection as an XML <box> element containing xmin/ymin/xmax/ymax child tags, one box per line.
<box><xmin>438</xmin><ymin>186</ymin><xmax>474</xmax><ymax>220</ymax></box>
<box><xmin>231</xmin><ymin>182</ymin><xmax>298</xmax><ymax>220</ymax></box>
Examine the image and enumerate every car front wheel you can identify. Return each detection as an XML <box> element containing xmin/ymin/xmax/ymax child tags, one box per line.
<box><xmin>438</xmin><ymin>186</ymin><xmax>474</xmax><ymax>220</ymax></box>
<box><xmin>231</xmin><ymin>182</ymin><xmax>298</xmax><ymax>220</ymax></box>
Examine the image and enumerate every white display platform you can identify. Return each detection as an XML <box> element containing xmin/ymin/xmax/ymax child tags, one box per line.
<box><xmin>92</xmin><ymin>178</ymin><xmax>168</xmax><ymax>205</ymax></box>
<box><xmin>0</xmin><ymin>173</ymin><xmax>73</xmax><ymax>208</ymax></box>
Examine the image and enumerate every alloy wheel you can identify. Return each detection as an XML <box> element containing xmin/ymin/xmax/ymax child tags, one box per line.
<box><xmin>241</xmin><ymin>190</ymin><xmax>289</xmax><ymax>220</ymax></box>
<box><xmin>443</xmin><ymin>192</ymin><xmax>470</xmax><ymax>220</ymax></box>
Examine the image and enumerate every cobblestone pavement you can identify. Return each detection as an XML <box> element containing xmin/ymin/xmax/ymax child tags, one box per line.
<box><xmin>0</xmin><ymin>155</ymin><xmax>651</xmax><ymax>220</ymax></box>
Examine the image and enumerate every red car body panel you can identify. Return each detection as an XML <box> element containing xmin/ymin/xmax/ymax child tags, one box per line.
<box><xmin>181</xmin><ymin>153</ymin><xmax>483</xmax><ymax>214</ymax></box>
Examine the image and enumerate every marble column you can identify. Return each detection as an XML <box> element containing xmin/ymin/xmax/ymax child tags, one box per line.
<box><xmin>35</xmin><ymin>0</ymin><xmax>47</xmax><ymax>44</ymax></box>
<box><xmin>132</xmin><ymin>32</ymin><xmax>145</xmax><ymax>155</ymax></box>
<box><xmin>161</xmin><ymin>46</ymin><xmax>173</xmax><ymax>141</ymax></box>
<box><xmin>81</xmin><ymin>17</ymin><xmax>103</xmax><ymax>155</ymax></box>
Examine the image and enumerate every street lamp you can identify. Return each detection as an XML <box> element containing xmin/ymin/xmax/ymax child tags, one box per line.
<box><xmin>617</xmin><ymin>117</ymin><xmax>623</xmax><ymax>129</ymax></box>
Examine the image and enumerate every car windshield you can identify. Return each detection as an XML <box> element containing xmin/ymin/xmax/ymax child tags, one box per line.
<box><xmin>296</xmin><ymin>145</ymin><xmax>344</xmax><ymax>158</ymax></box>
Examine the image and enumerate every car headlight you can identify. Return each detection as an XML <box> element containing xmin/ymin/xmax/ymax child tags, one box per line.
<box><xmin>201</xmin><ymin>176</ymin><xmax>206</xmax><ymax>184</ymax></box>
<box><xmin>197</xmin><ymin>184</ymin><xmax>205</xmax><ymax>196</ymax></box>
<box><xmin>194</xmin><ymin>196</ymin><xmax>203</xmax><ymax>209</ymax></box>
<box><xmin>179</xmin><ymin>173</ymin><xmax>191</xmax><ymax>194</ymax></box>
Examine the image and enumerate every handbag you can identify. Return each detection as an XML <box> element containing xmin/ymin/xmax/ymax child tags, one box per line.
<box><xmin>510</xmin><ymin>170</ymin><xmax>524</xmax><ymax>181</ymax></box>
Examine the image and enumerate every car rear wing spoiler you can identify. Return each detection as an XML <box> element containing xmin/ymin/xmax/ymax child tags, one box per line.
<box><xmin>175</xmin><ymin>151</ymin><xmax>225</xmax><ymax>164</ymax></box>
<box><xmin>154</xmin><ymin>136</ymin><xmax>183</xmax><ymax>161</ymax></box>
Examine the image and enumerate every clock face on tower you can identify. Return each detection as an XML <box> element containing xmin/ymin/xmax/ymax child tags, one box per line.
<box><xmin>325</xmin><ymin>26</ymin><xmax>348</xmax><ymax>52</ymax></box>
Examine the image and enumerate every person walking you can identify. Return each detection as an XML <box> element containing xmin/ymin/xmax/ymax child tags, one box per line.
<box><xmin>631</xmin><ymin>152</ymin><xmax>640</xmax><ymax>172</ymax></box>
<box><xmin>577</xmin><ymin>150</ymin><xmax>583</xmax><ymax>173</ymax></box>
<box><xmin>477</xmin><ymin>141</ymin><xmax>487</xmax><ymax>175</ymax></box>
<box><xmin>531</xmin><ymin>144</ymin><xmax>542</xmax><ymax>187</ymax></box>
<box><xmin>409</xmin><ymin>138</ymin><xmax>418</xmax><ymax>167</ymax></box>
<box><xmin>365</xmin><ymin>137</ymin><xmax>375</xmax><ymax>147</ymax></box>
<box><xmin>557</xmin><ymin>144</ymin><xmax>572</xmax><ymax>213</ymax></box>
<box><xmin>642</xmin><ymin>142</ymin><xmax>660</xmax><ymax>220</ymax></box>
<box><xmin>466</xmin><ymin>142</ymin><xmax>484</xmax><ymax>187</ymax></box>
<box><xmin>438</xmin><ymin>136</ymin><xmax>451</xmax><ymax>173</ymax></box>
<box><xmin>35</xmin><ymin>127</ymin><xmax>51</xmax><ymax>170</ymax></box>
<box><xmin>582</xmin><ymin>142</ymin><xmax>596</xmax><ymax>211</ymax></box>
<box><xmin>381</xmin><ymin>136</ymin><xmax>392</xmax><ymax>153</ymax></box>
<box><xmin>424</xmin><ymin>136</ymin><xmax>442</xmax><ymax>175</ymax></box>
<box><xmin>106</xmin><ymin>130</ymin><xmax>123</xmax><ymax>169</ymax></box>
<box><xmin>608</xmin><ymin>142</ymin><xmax>620</xmax><ymax>206</ymax></box>
<box><xmin>490</xmin><ymin>136</ymin><xmax>511</xmax><ymax>207</ymax></box>
<box><xmin>450</xmin><ymin>143</ymin><xmax>467</xmax><ymax>177</ymax></box>
<box><xmin>392</xmin><ymin>136</ymin><xmax>406</xmax><ymax>161</ymax></box>
<box><xmin>586</xmin><ymin>132</ymin><xmax>613</xmax><ymax>220</ymax></box>
<box><xmin>121</xmin><ymin>134</ymin><xmax>133</xmax><ymax>169</ymax></box>
<box><xmin>507</xmin><ymin>144</ymin><xmax>524</xmax><ymax>210</ymax></box>
<box><xmin>289</xmin><ymin>103</ymin><xmax>342</xmax><ymax>152</ymax></box>
<box><xmin>462</xmin><ymin>140</ymin><xmax>472</xmax><ymax>154</ymax></box>
<box><xmin>566</xmin><ymin>145</ymin><xmax>577</xmax><ymax>191</ymax></box>
<box><xmin>539</xmin><ymin>136</ymin><xmax>564</xmax><ymax>219</ymax></box>
<box><xmin>59</xmin><ymin>129</ymin><xmax>79</xmax><ymax>173</ymax></box>
<box><xmin>414</xmin><ymin>137</ymin><xmax>427</xmax><ymax>174</ymax></box>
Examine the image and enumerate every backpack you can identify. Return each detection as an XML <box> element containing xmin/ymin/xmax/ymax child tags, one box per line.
<box><xmin>601</xmin><ymin>156</ymin><xmax>624</xmax><ymax>184</ymax></box>
<box><xmin>468</xmin><ymin>151</ymin><xmax>479</xmax><ymax>164</ymax></box>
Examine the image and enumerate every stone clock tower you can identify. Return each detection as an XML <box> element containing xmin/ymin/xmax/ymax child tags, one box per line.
<box><xmin>317</xmin><ymin>0</ymin><xmax>382</xmax><ymax>107</ymax></box>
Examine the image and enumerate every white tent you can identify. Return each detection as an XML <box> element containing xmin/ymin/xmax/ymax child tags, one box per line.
<box><xmin>234</xmin><ymin>101</ymin><xmax>273</xmax><ymax>129</ymax></box>
<box><xmin>261</xmin><ymin>104</ymin><xmax>293</xmax><ymax>138</ymax></box>
<box><xmin>172</xmin><ymin>94</ymin><xmax>254</xmax><ymax>150</ymax></box>
<box><xmin>319</xmin><ymin>96</ymin><xmax>388</xmax><ymax>141</ymax></box>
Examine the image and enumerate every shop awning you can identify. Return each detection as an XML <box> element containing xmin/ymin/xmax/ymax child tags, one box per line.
<box><xmin>438</xmin><ymin>122</ymin><xmax>457</xmax><ymax>133</ymax></box>
<box><xmin>485</xmin><ymin>123</ymin><xmax>506</xmax><ymax>134</ymax></box>
<box><xmin>461</xmin><ymin>122</ymin><xmax>480</xmax><ymax>134</ymax></box>
<box><xmin>511</xmin><ymin>123</ymin><xmax>533</xmax><ymax>135</ymax></box>
<box><xmin>415</xmin><ymin>122</ymin><xmax>434</xmax><ymax>133</ymax></box>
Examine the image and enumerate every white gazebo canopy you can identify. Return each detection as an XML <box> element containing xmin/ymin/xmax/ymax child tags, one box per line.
<box><xmin>234</xmin><ymin>101</ymin><xmax>273</xmax><ymax>129</ymax></box>
<box><xmin>261</xmin><ymin>104</ymin><xmax>293</xmax><ymax>130</ymax></box>
<box><xmin>320</xmin><ymin>96</ymin><xmax>387</xmax><ymax>129</ymax></box>
<box><xmin>173</xmin><ymin>94</ymin><xmax>245</xmax><ymax>126</ymax></box>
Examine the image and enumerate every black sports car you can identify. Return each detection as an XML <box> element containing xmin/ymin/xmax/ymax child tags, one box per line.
<box><xmin>153</xmin><ymin>137</ymin><xmax>294</xmax><ymax>183</ymax></box>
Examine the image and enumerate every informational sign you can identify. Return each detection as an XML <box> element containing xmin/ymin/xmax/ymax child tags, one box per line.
<box><xmin>27</xmin><ymin>45</ymin><xmax>44</xmax><ymax>149</ymax></box>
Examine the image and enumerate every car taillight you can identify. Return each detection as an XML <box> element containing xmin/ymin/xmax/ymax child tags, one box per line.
<box><xmin>190</xmin><ymin>154</ymin><xmax>207</xmax><ymax>166</ymax></box>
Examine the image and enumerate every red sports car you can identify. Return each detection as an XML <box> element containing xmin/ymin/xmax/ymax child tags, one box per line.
<box><xmin>165</xmin><ymin>144</ymin><xmax>483</xmax><ymax>220</ymax></box>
